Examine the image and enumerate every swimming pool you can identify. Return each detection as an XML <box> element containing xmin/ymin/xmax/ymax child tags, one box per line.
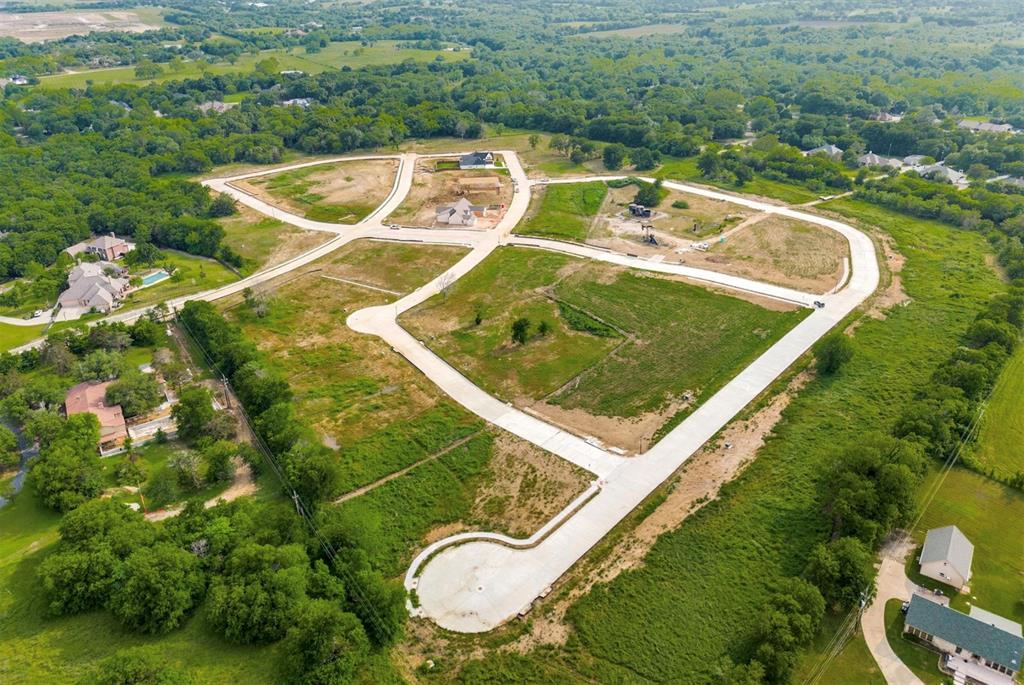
<box><xmin>140</xmin><ymin>269</ymin><xmax>170</xmax><ymax>287</ymax></box>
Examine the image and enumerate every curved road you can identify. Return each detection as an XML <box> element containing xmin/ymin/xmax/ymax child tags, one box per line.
<box><xmin>11</xmin><ymin>152</ymin><xmax>880</xmax><ymax>636</ymax></box>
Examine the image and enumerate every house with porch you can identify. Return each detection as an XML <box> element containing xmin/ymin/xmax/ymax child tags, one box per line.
<box><xmin>904</xmin><ymin>595</ymin><xmax>1023</xmax><ymax>685</ymax></box>
<box><xmin>436</xmin><ymin>197</ymin><xmax>487</xmax><ymax>226</ymax></box>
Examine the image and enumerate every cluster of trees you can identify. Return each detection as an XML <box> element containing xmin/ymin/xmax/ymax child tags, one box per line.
<box><xmin>856</xmin><ymin>175</ymin><xmax>1024</xmax><ymax>232</ymax></box>
<box><xmin>894</xmin><ymin>288</ymin><xmax>1024</xmax><ymax>483</ymax></box>
<box><xmin>39</xmin><ymin>496</ymin><xmax>390</xmax><ymax>682</ymax></box>
<box><xmin>510</xmin><ymin>316</ymin><xmax>551</xmax><ymax>345</ymax></box>
<box><xmin>698</xmin><ymin>140</ymin><xmax>853</xmax><ymax>192</ymax></box>
<box><xmin>176</xmin><ymin>300</ymin><xmax>407</xmax><ymax>649</ymax></box>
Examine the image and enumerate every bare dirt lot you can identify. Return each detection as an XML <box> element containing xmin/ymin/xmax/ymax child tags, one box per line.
<box><xmin>388</xmin><ymin>159</ymin><xmax>513</xmax><ymax>228</ymax></box>
<box><xmin>589</xmin><ymin>185</ymin><xmax>755</xmax><ymax>251</ymax></box>
<box><xmin>0</xmin><ymin>10</ymin><xmax>162</xmax><ymax>42</ymax></box>
<box><xmin>681</xmin><ymin>214</ymin><xmax>850</xmax><ymax>294</ymax></box>
<box><xmin>234</xmin><ymin>158</ymin><xmax>398</xmax><ymax>224</ymax></box>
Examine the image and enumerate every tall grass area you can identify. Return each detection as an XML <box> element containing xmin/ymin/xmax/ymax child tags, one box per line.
<box><xmin>335</xmin><ymin>432</ymin><xmax>494</xmax><ymax>576</ymax></box>
<box><xmin>657</xmin><ymin>156</ymin><xmax>820</xmax><ymax>204</ymax></box>
<box><xmin>516</xmin><ymin>182</ymin><xmax>608</xmax><ymax>241</ymax></box>
<box><xmin>452</xmin><ymin>200</ymin><xmax>1003</xmax><ymax>682</ymax></box>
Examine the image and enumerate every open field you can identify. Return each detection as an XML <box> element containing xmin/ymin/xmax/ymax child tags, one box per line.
<box><xmin>0</xmin><ymin>322</ymin><xmax>47</xmax><ymax>352</ymax></box>
<box><xmin>516</xmin><ymin>182</ymin><xmax>608</xmax><ymax>242</ymax></box>
<box><xmin>972</xmin><ymin>341</ymin><xmax>1024</xmax><ymax>478</ymax></box>
<box><xmin>217</xmin><ymin>206</ymin><xmax>328</xmax><ymax>276</ymax></box>
<box><xmin>227</xmin><ymin>240</ymin><xmax>468</xmax><ymax>447</ymax></box>
<box><xmin>335</xmin><ymin>429</ymin><xmax>591</xmax><ymax>577</ymax></box>
<box><xmin>795</xmin><ymin>621</ymin><xmax>886</xmax><ymax>685</ymax></box>
<box><xmin>402</xmin><ymin>247</ymin><xmax>806</xmax><ymax>451</ymax></box>
<box><xmin>658</xmin><ymin>156</ymin><xmax>821</xmax><ymax>204</ymax></box>
<box><xmin>387</xmin><ymin>160</ymin><xmax>512</xmax><ymax>228</ymax></box>
<box><xmin>0</xmin><ymin>8</ymin><xmax>164</xmax><ymax>42</ymax></box>
<box><xmin>37</xmin><ymin>40</ymin><xmax>469</xmax><ymax>89</ymax></box>
<box><xmin>233</xmin><ymin>158</ymin><xmax>399</xmax><ymax>224</ymax></box>
<box><xmin>682</xmin><ymin>214</ymin><xmax>850</xmax><ymax>293</ymax></box>
<box><xmin>436</xmin><ymin>201</ymin><xmax>1003</xmax><ymax>682</ymax></box>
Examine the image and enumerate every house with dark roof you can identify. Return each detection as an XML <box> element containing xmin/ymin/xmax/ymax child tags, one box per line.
<box><xmin>919</xmin><ymin>525</ymin><xmax>974</xmax><ymax>588</ymax></box>
<box><xmin>459</xmin><ymin>151</ymin><xmax>496</xmax><ymax>169</ymax></box>
<box><xmin>904</xmin><ymin>595</ymin><xmax>1023</xmax><ymax>684</ymax></box>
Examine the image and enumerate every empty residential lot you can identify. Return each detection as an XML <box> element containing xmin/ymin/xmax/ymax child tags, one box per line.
<box><xmin>232</xmin><ymin>158</ymin><xmax>399</xmax><ymax>224</ymax></box>
<box><xmin>402</xmin><ymin>247</ymin><xmax>808</xmax><ymax>451</ymax></box>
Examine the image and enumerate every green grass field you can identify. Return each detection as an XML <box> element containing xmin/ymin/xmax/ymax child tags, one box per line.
<box><xmin>38</xmin><ymin>41</ymin><xmax>469</xmax><ymax>90</ymax></box>
<box><xmin>516</xmin><ymin>182</ymin><xmax>608</xmax><ymax>241</ymax></box>
<box><xmin>404</xmin><ymin>247</ymin><xmax>805</xmax><ymax>428</ymax></box>
<box><xmin>217</xmin><ymin>209</ymin><xmax>326</xmax><ymax>276</ymax></box>
<box><xmin>657</xmin><ymin>156</ymin><xmax>820</xmax><ymax>204</ymax></box>
<box><xmin>972</xmin><ymin>342</ymin><xmax>1024</xmax><ymax>478</ymax></box>
<box><xmin>0</xmin><ymin>322</ymin><xmax>47</xmax><ymax>352</ymax></box>
<box><xmin>447</xmin><ymin>201</ymin><xmax>1005</xmax><ymax>683</ymax></box>
<box><xmin>909</xmin><ymin>467</ymin><xmax>1024</xmax><ymax>621</ymax></box>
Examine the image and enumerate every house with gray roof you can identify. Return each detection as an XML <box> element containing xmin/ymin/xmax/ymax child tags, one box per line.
<box><xmin>857</xmin><ymin>152</ymin><xmax>901</xmax><ymax>169</ymax></box>
<box><xmin>919</xmin><ymin>525</ymin><xmax>973</xmax><ymax>588</ymax></box>
<box><xmin>435</xmin><ymin>197</ymin><xmax>486</xmax><ymax>226</ymax></box>
<box><xmin>958</xmin><ymin>120</ymin><xmax>1016</xmax><ymax>134</ymax></box>
<box><xmin>915</xmin><ymin>163</ymin><xmax>969</xmax><ymax>189</ymax></box>
<box><xmin>904</xmin><ymin>595</ymin><xmax>1023</xmax><ymax>684</ymax></box>
<box><xmin>804</xmin><ymin>144</ymin><xmax>843</xmax><ymax>160</ymax></box>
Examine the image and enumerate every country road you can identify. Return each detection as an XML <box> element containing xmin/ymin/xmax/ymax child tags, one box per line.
<box><xmin>10</xmin><ymin>151</ymin><xmax>879</xmax><ymax>635</ymax></box>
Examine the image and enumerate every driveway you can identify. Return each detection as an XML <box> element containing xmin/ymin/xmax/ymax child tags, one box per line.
<box><xmin>862</xmin><ymin>539</ymin><xmax>926</xmax><ymax>685</ymax></box>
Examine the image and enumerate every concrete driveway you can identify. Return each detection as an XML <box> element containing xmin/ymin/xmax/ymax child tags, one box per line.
<box><xmin>862</xmin><ymin>540</ymin><xmax>927</xmax><ymax>685</ymax></box>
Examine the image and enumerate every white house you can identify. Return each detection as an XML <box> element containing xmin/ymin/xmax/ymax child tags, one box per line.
<box><xmin>435</xmin><ymin>197</ymin><xmax>486</xmax><ymax>226</ymax></box>
<box><xmin>915</xmin><ymin>163</ymin><xmax>969</xmax><ymax>189</ymax></box>
<box><xmin>904</xmin><ymin>595</ymin><xmax>1023</xmax><ymax>685</ymax></box>
<box><xmin>919</xmin><ymin>525</ymin><xmax>973</xmax><ymax>589</ymax></box>
<box><xmin>857</xmin><ymin>152</ymin><xmax>901</xmax><ymax>169</ymax></box>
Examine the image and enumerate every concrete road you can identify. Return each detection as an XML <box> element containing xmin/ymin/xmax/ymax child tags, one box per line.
<box><xmin>398</xmin><ymin>173</ymin><xmax>879</xmax><ymax>633</ymax></box>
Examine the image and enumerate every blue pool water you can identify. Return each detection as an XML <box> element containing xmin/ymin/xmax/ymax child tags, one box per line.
<box><xmin>141</xmin><ymin>269</ymin><xmax>170</xmax><ymax>286</ymax></box>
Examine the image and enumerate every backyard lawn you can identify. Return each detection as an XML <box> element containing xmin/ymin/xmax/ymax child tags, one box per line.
<box><xmin>118</xmin><ymin>250</ymin><xmax>239</xmax><ymax>311</ymax></box>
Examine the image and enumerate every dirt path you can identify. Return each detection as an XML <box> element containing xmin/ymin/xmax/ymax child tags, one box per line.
<box><xmin>332</xmin><ymin>431</ymin><xmax>484</xmax><ymax>505</ymax></box>
<box><xmin>145</xmin><ymin>459</ymin><xmax>256</xmax><ymax>522</ymax></box>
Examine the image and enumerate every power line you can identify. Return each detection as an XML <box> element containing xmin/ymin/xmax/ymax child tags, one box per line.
<box><xmin>175</xmin><ymin>313</ymin><xmax>395</xmax><ymax>639</ymax></box>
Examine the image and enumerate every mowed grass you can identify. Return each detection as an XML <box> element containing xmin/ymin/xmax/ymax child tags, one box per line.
<box><xmin>909</xmin><ymin>467</ymin><xmax>1024</xmax><ymax>621</ymax></box>
<box><xmin>884</xmin><ymin>599</ymin><xmax>946</xmax><ymax>684</ymax></box>
<box><xmin>403</xmin><ymin>249</ymin><xmax>620</xmax><ymax>399</ymax></box>
<box><xmin>516</xmin><ymin>182</ymin><xmax>608</xmax><ymax>241</ymax></box>
<box><xmin>551</xmin><ymin>270</ymin><xmax>807</xmax><ymax>418</ymax></box>
<box><xmin>0</xmin><ymin>322</ymin><xmax>47</xmax><ymax>352</ymax></box>
<box><xmin>972</xmin><ymin>341</ymin><xmax>1024</xmax><ymax>478</ymax></box>
<box><xmin>118</xmin><ymin>250</ymin><xmax>238</xmax><ymax>312</ymax></box>
<box><xmin>38</xmin><ymin>40</ymin><xmax>469</xmax><ymax>89</ymax></box>
<box><xmin>524</xmin><ymin>201</ymin><xmax>1005</xmax><ymax>683</ymax></box>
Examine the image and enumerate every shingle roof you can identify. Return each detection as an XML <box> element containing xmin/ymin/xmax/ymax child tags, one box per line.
<box><xmin>921</xmin><ymin>525</ymin><xmax>974</xmax><ymax>581</ymax></box>
<box><xmin>459</xmin><ymin>151</ymin><xmax>494</xmax><ymax>166</ymax></box>
<box><xmin>906</xmin><ymin>595</ymin><xmax>1024</xmax><ymax>670</ymax></box>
